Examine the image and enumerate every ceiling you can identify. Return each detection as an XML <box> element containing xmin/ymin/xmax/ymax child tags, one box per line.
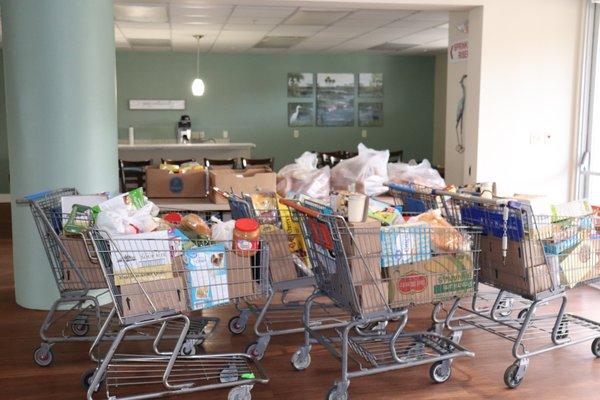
<box><xmin>114</xmin><ymin>1</ymin><xmax>449</xmax><ymax>55</ymax></box>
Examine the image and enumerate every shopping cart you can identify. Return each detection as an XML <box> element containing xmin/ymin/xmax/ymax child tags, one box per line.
<box><xmin>439</xmin><ymin>191</ymin><xmax>600</xmax><ymax>388</ymax></box>
<box><xmin>19</xmin><ymin>188</ymin><xmax>217</xmax><ymax>366</ymax></box>
<box><xmin>281</xmin><ymin>199</ymin><xmax>478</xmax><ymax>399</ymax></box>
<box><xmin>84</xmin><ymin>230</ymin><xmax>269</xmax><ymax>400</ymax></box>
<box><xmin>215</xmin><ymin>188</ymin><xmax>352</xmax><ymax>363</ymax></box>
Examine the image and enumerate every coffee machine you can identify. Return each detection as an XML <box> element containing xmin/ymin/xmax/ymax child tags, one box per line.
<box><xmin>177</xmin><ymin>115</ymin><xmax>192</xmax><ymax>144</ymax></box>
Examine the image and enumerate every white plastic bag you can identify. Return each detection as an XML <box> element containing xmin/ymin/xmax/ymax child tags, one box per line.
<box><xmin>277</xmin><ymin>152</ymin><xmax>331</xmax><ymax>198</ymax></box>
<box><xmin>330</xmin><ymin>143</ymin><xmax>389</xmax><ymax>196</ymax></box>
<box><xmin>95</xmin><ymin>192</ymin><xmax>159</xmax><ymax>236</ymax></box>
<box><xmin>210</xmin><ymin>216</ymin><xmax>236</xmax><ymax>249</ymax></box>
<box><xmin>387</xmin><ymin>159</ymin><xmax>445</xmax><ymax>189</ymax></box>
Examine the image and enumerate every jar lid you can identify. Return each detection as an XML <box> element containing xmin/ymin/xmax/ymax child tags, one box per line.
<box><xmin>235</xmin><ymin>218</ymin><xmax>259</xmax><ymax>232</ymax></box>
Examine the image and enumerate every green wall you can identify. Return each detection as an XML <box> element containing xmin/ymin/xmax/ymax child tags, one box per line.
<box><xmin>116</xmin><ymin>51</ymin><xmax>435</xmax><ymax>169</ymax></box>
<box><xmin>0</xmin><ymin>51</ymin><xmax>436</xmax><ymax>193</ymax></box>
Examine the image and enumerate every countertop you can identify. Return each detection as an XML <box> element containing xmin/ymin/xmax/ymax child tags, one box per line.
<box><xmin>118</xmin><ymin>143</ymin><xmax>255</xmax><ymax>150</ymax></box>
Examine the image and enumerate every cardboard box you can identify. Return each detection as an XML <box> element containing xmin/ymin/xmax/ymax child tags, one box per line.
<box><xmin>356</xmin><ymin>282</ymin><xmax>389</xmax><ymax>313</ymax></box>
<box><xmin>387</xmin><ymin>254</ymin><xmax>474</xmax><ymax>306</ymax></box>
<box><xmin>209</xmin><ymin>167</ymin><xmax>276</xmax><ymax>204</ymax></box>
<box><xmin>119</xmin><ymin>277</ymin><xmax>187</xmax><ymax>318</ymax></box>
<box><xmin>226</xmin><ymin>251</ymin><xmax>256</xmax><ymax>298</ymax></box>
<box><xmin>60</xmin><ymin>235</ymin><xmax>106</xmax><ymax>290</ymax></box>
<box><xmin>341</xmin><ymin>219</ymin><xmax>382</xmax><ymax>284</ymax></box>
<box><xmin>146</xmin><ymin>167</ymin><xmax>208</xmax><ymax>198</ymax></box>
<box><xmin>263</xmin><ymin>228</ymin><xmax>299</xmax><ymax>283</ymax></box>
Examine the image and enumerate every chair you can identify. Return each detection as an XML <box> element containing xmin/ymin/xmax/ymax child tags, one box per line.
<box><xmin>389</xmin><ymin>150</ymin><xmax>403</xmax><ymax>163</ymax></box>
<box><xmin>318</xmin><ymin>151</ymin><xmax>346</xmax><ymax>168</ymax></box>
<box><xmin>119</xmin><ymin>159</ymin><xmax>153</xmax><ymax>192</ymax></box>
<box><xmin>344</xmin><ymin>151</ymin><xmax>358</xmax><ymax>159</ymax></box>
<box><xmin>161</xmin><ymin>158</ymin><xmax>196</xmax><ymax>165</ymax></box>
<box><xmin>241</xmin><ymin>157</ymin><xmax>274</xmax><ymax>170</ymax></box>
<box><xmin>204</xmin><ymin>158</ymin><xmax>237</xmax><ymax>169</ymax></box>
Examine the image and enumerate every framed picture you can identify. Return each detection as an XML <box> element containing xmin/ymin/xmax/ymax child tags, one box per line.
<box><xmin>316</xmin><ymin>73</ymin><xmax>355</xmax><ymax>127</ymax></box>
<box><xmin>358</xmin><ymin>73</ymin><xmax>383</xmax><ymax>98</ymax></box>
<box><xmin>287</xmin><ymin>73</ymin><xmax>314</xmax><ymax>98</ymax></box>
<box><xmin>358</xmin><ymin>102</ymin><xmax>383</xmax><ymax>127</ymax></box>
<box><xmin>288</xmin><ymin>102</ymin><xmax>314</xmax><ymax>127</ymax></box>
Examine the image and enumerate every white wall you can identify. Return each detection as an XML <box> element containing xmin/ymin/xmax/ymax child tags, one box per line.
<box><xmin>432</xmin><ymin>52</ymin><xmax>447</xmax><ymax>167</ymax></box>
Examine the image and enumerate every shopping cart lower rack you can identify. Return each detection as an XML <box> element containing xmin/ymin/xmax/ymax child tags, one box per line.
<box><xmin>439</xmin><ymin>190</ymin><xmax>600</xmax><ymax>388</ymax></box>
<box><xmin>281</xmin><ymin>199</ymin><xmax>480</xmax><ymax>399</ymax></box>
<box><xmin>84</xmin><ymin>229</ymin><xmax>269</xmax><ymax>400</ymax></box>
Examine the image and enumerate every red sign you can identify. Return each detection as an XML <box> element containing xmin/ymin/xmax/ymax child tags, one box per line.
<box><xmin>450</xmin><ymin>40</ymin><xmax>469</xmax><ymax>62</ymax></box>
<box><xmin>396</xmin><ymin>273</ymin><xmax>428</xmax><ymax>294</ymax></box>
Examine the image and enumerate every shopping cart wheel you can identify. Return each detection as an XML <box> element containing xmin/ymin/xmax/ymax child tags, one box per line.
<box><xmin>33</xmin><ymin>346</ymin><xmax>53</xmax><ymax>367</ymax></box>
<box><xmin>504</xmin><ymin>363</ymin><xmax>524</xmax><ymax>389</ymax></box>
<box><xmin>245</xmin><ymin>341</ymin><xmax>264</xmax><ymax>361</ymax></box>
<box><xmin>81</xmin><ymin>368</ymin><xmax>105</xmax><ymax>391</ymax></box>
<box><xmin>591</xmin><ymin>338</ymin><xmax>600</xmax><ymax>357</ymax></box>
<box><xmin>71</xmin><ymin>318</ymin><xmax>90</xmax><ymax>337</ymax></box>
<box><xmin>228</xmin><ymin>316</ymin><xmax>247</xmax><ymax>335</ymax></box>
<box><xmin>517</xmin><ymin>308</ymin><xmax>529</xmax><ymax>320</ymax></box>
<box><xmin>291</xmin><ymin>348</ymin><xmax>311</xmax><ymax>371</ymax></box>
<box><xmin>429</xmin><ymin>361</ymin><xmax>452</xmax><ymax>384</ymax></box>
<box><xmin>180</xmin><ymin>340</ymin><xmax>197</xmax><ymax>356</ymax></box>
<box><xmin>326</xmin><ymin>385</ymin><xmax>348</xmax><ymax>400</ymax></box>
<box><xmin>228</xmin><ymin>384</ymin><xmax>252</xmax><ymax>400</ymax></box>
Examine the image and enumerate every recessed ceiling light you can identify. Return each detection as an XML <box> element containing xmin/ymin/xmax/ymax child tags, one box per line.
<box><xmin>254</xmin><ymin>36</ymin><xmax>306</xmax><ymax>49</ymax></box>
<box><xmin>128</xmin><ymin>38</ymin><xmax>171</xmax><ymax>47</ymax></box>
<box><xmin>368</xmin><ymin>42</ymin><xmax>414</xmax><ymax>52</ymax></box>
<box><xmin>114</xmin><ymin>4</ymin><xmax>168</xmax><ymax>23</ymax></box>
<box><xmin>285</xmin><ymin>10</ymin><xmax>348</xmax><ymax>25</ymax></box>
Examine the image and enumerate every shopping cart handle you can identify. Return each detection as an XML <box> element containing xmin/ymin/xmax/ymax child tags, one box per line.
<box><xmin>279</xmin><ymin>198</ymin><xmax>321</xmax><ymax>218</ymax></box>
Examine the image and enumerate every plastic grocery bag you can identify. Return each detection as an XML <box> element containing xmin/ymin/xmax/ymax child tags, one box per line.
<box><xmin>210</xmin><ymin>216</ymin><xmax>236</xmax><ymax>249</ymax></box>
<box><xmin>330</xmin><ymin>144</ymin><xmax>389</xmax><ymax>196</ymax></box>
<box><xmin>276</xmin><ymin>152</ymin><xmax>331</xmax><ymax>198</ymax></box>
<box><xmin>95</xmin><ymin>189</ymin><xmax>159</xmax><ymax>235</ymax></box>
<box><xmin>388</xmin><ymin>159</ymin><xmax>445</xmax><ymax>189</ymax></box>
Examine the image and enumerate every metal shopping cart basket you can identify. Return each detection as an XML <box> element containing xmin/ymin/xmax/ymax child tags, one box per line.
<box><xmin>281</xmin><ymin>198</ymin><xmax>478</xmax><ymax>400</ymax></box>
<box><xmin>19</xmin><ymin>188</ymin><xmax>217</xmax><ymax>367</ymax></box>
<box><xmin>439</xmin><ymin>191</ymin><xmax>600</xmax><ymax>388</ymax></box>
<box><xmin>84</xmin><ymin>229</ymin><xmax>269</xmax><ymax>400</ymax></box>
<box><xmin>215</xmin><ymin>188</ymin><xmax>352</xmax><ymax>363</ymax></box>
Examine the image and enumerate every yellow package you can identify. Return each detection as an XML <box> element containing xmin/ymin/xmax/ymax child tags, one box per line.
<box><xmin>277</xmin><ymin>195</ymin><xmax>310</xmax><ymax>268</ymax></box>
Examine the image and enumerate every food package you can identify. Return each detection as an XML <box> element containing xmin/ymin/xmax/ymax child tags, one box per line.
<box><xmin>210</xmin><ymin>216</ymin><xmax>236</xmax><ymax>249</ymax></box>
<box><xmin>555</xmin><ymin>239</ymin><xmax>600</xmax><ymax>288</ymax></box>
<box><xmin>184</xmin><ymin>243</ymin><xmax>229</xmax><ymax>310</ymax></box>
<box><xmin>277</xmin><ymin>198</ymin><xmax>310</xmax><ymax>267</ymax></box>
<box><xmin>330</xmin><ymin>143</ymin><xmax>389</xmax><ymax>196</ymax></box>
<box><xmin>109</xmin><ymin>230</ymin><xmax>174</xmax><ymax>286</ymax></box>
<box><xmin>387</xmin><ymin>254</ymin><xmax>474</xmax><ymax>305</ymax></box>
<box><xmin>381</xmin><ymin>223</ymin><xmax>432</xmax><ymax>267</ymax></box>
<box><xmin>249</xmin><ymin>192</ymin><xmax>280</xmax><ymax>226</ymax></box>
<box><xmin>387</xmin><ymin>159</ymin><xmax>445</xmax><ymax>189</ymax></box>
<box><xmin>276</xmin><ymin>151</ymin><xmax>331</xmax><ymax>199</ymax></box>
<box><xmin>408</xmin><ymin>209</ymin><xmax>471</xmax><ymax>253</ymax></box>
<box><xmin>368</xmin><ymin>198</ymin><xmax>402</xmax><ymax>226</ymax></box>
<box><xmin>180</xmin><ymin>214</ymin><xmax>211</xmax><ymax>237</ymax></box>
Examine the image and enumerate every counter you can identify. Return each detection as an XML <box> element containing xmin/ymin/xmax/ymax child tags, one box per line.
<box><xmin>118</xmin><ymin>142</ymin><xmax>255</xmax><ymax>163</ymax></box>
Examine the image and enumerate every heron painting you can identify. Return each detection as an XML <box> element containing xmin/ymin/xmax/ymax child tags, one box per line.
<box><xmin>316</xmin><ymin>73</ymin><xmax>355</xmax><ymax>127</ymax></box>
<box><xmin>288</xmin><ymin>102</ymin><xmax>314</xmax><ymax>127</ymax></box>
<box><xmin>358</xmin><ymin>102</ymin><xmax>383</xmax><ymax>127</ymax></box>
<box><xmin>287</xmin><ymin>73</ymin><xmax>314</xmax><ymax>98</ymax></box>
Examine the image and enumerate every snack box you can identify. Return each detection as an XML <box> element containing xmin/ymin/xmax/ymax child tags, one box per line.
<box><xmin>146</xmin><ymin>166</ymin><xmax>209</xmax><ymax>198</ymax></box>
<box><xmin>380</xmin><ymin>223</ymin><xmax>432</xmax><ymax>267</ymax></box>
<box><xmin>110</xmin><ymin>230</ymin><xmax>175</xmax><ymax>286</ymax></box>
<box><xmin>209</xmin><ymin>166</ymin><xmax>276</xmax><ymax>204</ymax></box>
<box><xmin>184</xmin><ymin>243</ymin><xmax>229</xmax><ymax>310</ymax></box>
<box><xmin>387</xmin><ymin>254</ymin><xmax>474</xmax><ymax>305</ymax></box>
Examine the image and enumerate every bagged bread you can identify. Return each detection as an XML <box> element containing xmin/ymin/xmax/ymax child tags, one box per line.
<box><xmin>408</xmin><ymin>209</ymin><xmax>470</xmax><ymax>253</ymax></box>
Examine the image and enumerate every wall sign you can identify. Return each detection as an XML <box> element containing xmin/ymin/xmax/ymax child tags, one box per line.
<box><xmin>129</xmin><ymin>99</ymin><xmax>186</xmax><ymax>110</ymax></box>
<box><xmin>449</xmin><ymin>40</ymin><xmax>469</xmax><ymax>62</ymax></box>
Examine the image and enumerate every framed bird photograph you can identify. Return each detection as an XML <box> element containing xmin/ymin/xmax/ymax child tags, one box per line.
<box><xmin>288</xmin><ymin>102</ymin><xmax>314</xmax><ymax>127</ymax></box>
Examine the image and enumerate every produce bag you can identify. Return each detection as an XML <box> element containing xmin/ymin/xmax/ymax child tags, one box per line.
<box><xmin>276</xmin><ymin>152</ymin><xmax>331</xmax><ymax>199</ymax></box>
<box><xmin>95</xmin><ymin>189</ymin><xmax>159</xmax><ymax>235</ymax></box>
<box><xmin>331</xmin><ymin>143</ymin><xmax>389</xmax><ymax>196</ymax></box>
<box><xmin>388</xmin><ymin>159</ymin><xmax>445</xmax><ymax>189</ymax></box>
<box><xmin>210</xmin><ymin>216</ymin><xmax>236</xmax><ymax>249</ymax></box>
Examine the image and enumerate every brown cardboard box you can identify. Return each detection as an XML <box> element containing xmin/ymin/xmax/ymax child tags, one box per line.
<box><xmin>479</xmin><ymin>235</ymin><xmax>555</xmax><ymax>296</ymax></box>
<box><xmin>263</xmin><ymin>228</ymin><xmax>298</xmax><ymax>283</ymax></box>
<box><xmin>386</xmin><ymin>254</ymin><xmax>474</xmax><ymax>306</ymax></box>
<box><xmin>119</xmin><ymin>277</ymin><xmax>187</xmax><ymax>318</ymax></box>
<box><xmin>59</xmin><ymin>235</ymin><xmax>106</xmax><ymax>290</ymax></box>
<box><xmin>226</xmin><ymin>252</ymin><xmax>255</xmax><ymax>299</ymax></box>
<box><xmin>357</xmin><ymin>282</ymin><xmax>389</xmax><ymax>313</ymax></box>
<box><xmin>146</xmin><ymin>167</ymin><xmax>208</xmax><ymax>198</ymax></box>
<box><xmin>209</xmin><ymin>166</ymin><xmax>276</xmax><ymax>204</ymax></box>
<box><xmin>341</xmin><ymin>219</ymin><xmax>382</xmax><ymax>284</ymax></box>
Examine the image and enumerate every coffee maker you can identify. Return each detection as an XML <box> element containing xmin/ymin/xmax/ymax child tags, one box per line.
<box><xmin>177</xmin><ymin>115</ymin><xmax>192</xmax><ymax>144</ymax></box>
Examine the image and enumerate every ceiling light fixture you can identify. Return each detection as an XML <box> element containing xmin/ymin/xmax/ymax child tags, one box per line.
<box><xmin>191</xmin><ymin>35</ymin><xmax>205</xmax><ymax>96</ymax></box>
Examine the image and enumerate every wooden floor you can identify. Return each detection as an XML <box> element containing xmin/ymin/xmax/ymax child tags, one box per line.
<box><xmin>2</xmin><ymin>238</ymin><xmax>600</xmax><ymax>399</ymax></box>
